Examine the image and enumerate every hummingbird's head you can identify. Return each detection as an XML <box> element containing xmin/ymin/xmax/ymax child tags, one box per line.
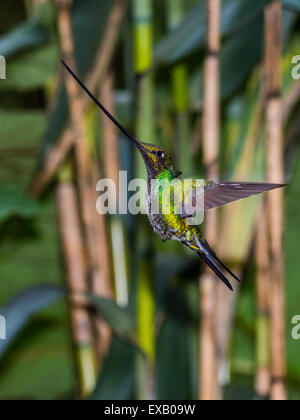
<box><xmin>137</xmin><ymin>142</ymin><xmax>174</xmax><ymax>178</ymax></box>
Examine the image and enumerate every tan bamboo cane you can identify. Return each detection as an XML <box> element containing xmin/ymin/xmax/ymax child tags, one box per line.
<box><xmin>31</xmin><ymin>0</ymin><xmax>128</xmax><ymax>197</ymax></box>
<box><xmin>167</xmin><ymin>0</ymin><xmax>191</xmax><ymax>171</ymax></box>
<box><xmin>99</xmin><ymin>73</ymin><xmax>129</xmax><ymax>307</ymax></box>
<box><xmin>255</xmin><ymin>203</ymin><xmax>271</xmax><ymax>399</ymax></box>
<box><xmin>199</xmin><ymin>0</ymin><xmax>221</xmax><ymax>401</ymax></box>
<box><xmin>100</xmin><ymin>74</ymin><xmax>120</xmax><ymax>192</ymax></box>
<box><xmin>56</xmin><ymin>161</ymin><xmax>97</xmax><ymax>397</ymax></box>
<box><xmin>56</xmin><ymin>0</ymin><xmax>113</xmax><ymax>364</ymax></box>
<box><xmin>264</xmin><ymin>0</ymin><xmax>287</xmax><ymax>401</ymax></box>
<box><xmin>215</xmin><ymin>82</ymin><xmax>265</xmax><ymax>399</ymax></box>
<box><xmin>133</xmin><ymin>0</ymin><xmax>156</xmax><ymax>400</ymax></box>
<box><xmin>32</xmin><ymin>0</ymin><xmax>97</xmax><ymax>392</ymax></box>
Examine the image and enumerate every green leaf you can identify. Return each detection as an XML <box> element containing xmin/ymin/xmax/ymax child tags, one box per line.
<box><xmin>156</xmin><ymin>315</ymin><xmax>192</xmax><ymax>400</ymax></box>
<box><xmin>0</xmin><ymin>201</ymin><xmax>74</xmax><ymax>400</ymax></box>
<box><xmin>190</xmin><ymin>18</ymin><xmax>263</xmax><ymax>109</ymax></box>
<box><xmin>0</xmin><ymin>110</ymin><xmax>47</xmax><ymax>188</ymax></box>
<box><xmin>0</xmin><ymin>20</ymin><xmax>48</xmax><ymax>58</ymax></box>
<box><xmin>88</xmin><ymin>295</ymin><xmax>136</xmax><ymax>341</ymax></box>
<box><xmin>283</xmin><ymin>0</ymin><xmax>300</xmax><ymax>11</ymax></box>
<box><xmin>39</xmin><ymin>0</ymin><xmax>115</xmax><ymax>163</ymax></box>
<box><xmin>190</xmin><ymin>8</ymin><xmax>297</xmax><ymax>109</ymax></box>
<box><xmin>155</xmin><ymin>254</ymin><xmax>195</xmax><ymax>311</ymax></box>
<box><xmin>0</xmin><ymin>188</ymin><xmax>40</xmax><ymax>221</ymax></box>
<box><xmin>0</xmin><ymin>324</ymin><xmax>75</xmax><ymax>400</ymax></box>
<box><xmin>0</xmin><ymin>44</ymin><xmax>59</xmax><ymax>92</ymax></box>
<box><xmin>90</xmin><ymin>338</ymin><xmax>135</xmax><ymax>400</ymax></box>
<box><xmin>154</xmin><ymin>0</ymin><xmax>272</xmax><ymax>67</ymax></box>
<box><xmin>154</xmin><ymin>1</ymin><xmax>205</xmax><ymax>67</ymax></box>
<box><xmin>0</xmin><ymin>286</ymin><xmax>64</xmax><ymax>358</ymax></box>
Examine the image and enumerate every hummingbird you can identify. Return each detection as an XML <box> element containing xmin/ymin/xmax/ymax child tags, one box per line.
<box><xmin>62</xmin><ymin>60</ymin><xmax>285</xmax><ymax>291</ymax></box>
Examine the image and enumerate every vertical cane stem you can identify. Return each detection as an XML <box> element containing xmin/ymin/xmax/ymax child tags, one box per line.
<box><xmin>167</xmin><ymin>0</ymin><xmax>191</xmax><ymax>172</ymax></box>
<box><xmin>133</xmin><ymin>0</ymin><xmax>156</xmax><ymax>400</ymax></box>
<box><xmin>199</xmin><ymin>0</ymin><xmax>221</xmax><ymax>401</ymax></box>
<box><xmin>255</xmin><ymin>204</ymin><xmax>271</xmax><ymax>399</ymax></box>
<box><xmin>56</xmin><ymin>160</ymin><xmax>97</xmax><ymax>397</ymax></box>
<box><xmin>56</xmin><ymin>0</ymin><xmax>113</xmax><ymax>367</ymax></box>
<box><xmin>100</xmin><ymin>73</ymin><xmax>129</xmax><ymax>307</ymax></box>
<box><xmin>264</xmin><ymin>0</ymin><xmax>287</xmax><ymax>401</ymax></box>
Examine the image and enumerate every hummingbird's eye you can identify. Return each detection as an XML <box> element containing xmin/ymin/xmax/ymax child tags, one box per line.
<box><xmin>156</xmin><ymin>150</ymin><xmax>165</xmax><ymax>159</ymax></box>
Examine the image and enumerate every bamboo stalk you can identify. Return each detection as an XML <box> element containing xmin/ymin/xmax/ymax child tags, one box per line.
<box><xmin>215</xmin><ymin>79</ymin><xmax>265</xmax><ymax>399</ymax></box>
<box><xmin>255</xmin><ymin>203</ymin><xmax>271</xmax><ymax>399</ymax></box>
<box><xmin>199</xmin><ymin>0</ymin><xmax>221</xmax><ymax>401</ymax></box>
<box><xmin>264</xmin><ymin>0</ymin><xmax>287</xmax><ymax>401</ymax></box>
<box><xmin>100</xmin><ymin>74</ymin><xmax>120</xmax><ymax>190</ymax></box>
<box><xmin>56</xmin><ymin>161</ymin><xmax>97</xmax><ymax>398</ymax></box>
<box><xmin>34</xmin><ymin>0</ymin><xmax>97</xmax><ymax>394</ymax></box>
<box><xmin>133</xmin><ymin>0</ymin><xmax>156</xmax><ymax>400</ymax></box>
<box><xmin>31</xmin><ymin>0</ymin><xmax>128</xmax><ymax>197</ymax></box>
<box><xmin>246</xmin><ymin>70</ymin><xmax>294</xmax><ymax>396</ymax></box>
<box><xmin>89</xmin><ymin>119</ymin><xmax>114</xmax><ymax>362</ymax></box>
<box><xmin>56</xmin><ymin>0</ymin><xmax>113</xmax><ymax>365</ymax></box>
<box><xmin>167</xmin><ymin>0</ymin><xmax>191</xmax><ymax>172</ymax></box>
<box><xmin>99</xmin><ymin>73</ymin><xmax>129</xmax><ymax>307</ymax></box>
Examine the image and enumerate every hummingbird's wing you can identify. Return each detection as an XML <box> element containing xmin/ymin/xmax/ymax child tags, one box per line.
<box><xmin>180</xmin><ymin>182</ymin><xmax>286</xmax><ymax>218</ymax></box>
<box><xmin>204</xmin><ymin>182</ymin><xmax>286</xmax><ymax>210</ymax></box>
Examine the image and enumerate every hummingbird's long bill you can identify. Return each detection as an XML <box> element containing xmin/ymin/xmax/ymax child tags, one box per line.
<box><xmin>61</xmin><ymin>60</ymin><xmax>141</xmax><ymax>148</ymax></box>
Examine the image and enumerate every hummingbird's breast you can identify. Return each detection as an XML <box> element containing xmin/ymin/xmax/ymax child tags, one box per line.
<box><xmin>146</xmin><ymin>190</ymin><xmax>174</xmax><ymax>241</ymax></box>
<box><xmin>146</xmin><ymin>182</ymin><xmax>192</xmax><ymax>243</ymax></box>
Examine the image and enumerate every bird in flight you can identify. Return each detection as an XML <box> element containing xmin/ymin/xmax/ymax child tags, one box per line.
<box><xmin>62</xmin><ymin>60</ymin><xmax>285</xmax><ymax>291</ymax></box>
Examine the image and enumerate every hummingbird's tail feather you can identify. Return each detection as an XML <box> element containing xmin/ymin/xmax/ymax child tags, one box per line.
<box><xmin>191</xmin><ymin>237</ymin><xmax>238</xmax><ymax>291</ymax></box>
<box><xmin>202</xmin><ymin>240</ymin><xmax>241</xmax><ymax>283</ymax></box>
<box><xmin>198</xmin><ymin>252</ymin><xmax>233</xmax><ymax>291</ymax></box>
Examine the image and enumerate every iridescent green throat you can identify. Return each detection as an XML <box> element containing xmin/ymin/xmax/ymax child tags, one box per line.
<box><xmin>152</xmin><ymin>169</ymin><xmax>176</xmax><ymax>214</ymax></box>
